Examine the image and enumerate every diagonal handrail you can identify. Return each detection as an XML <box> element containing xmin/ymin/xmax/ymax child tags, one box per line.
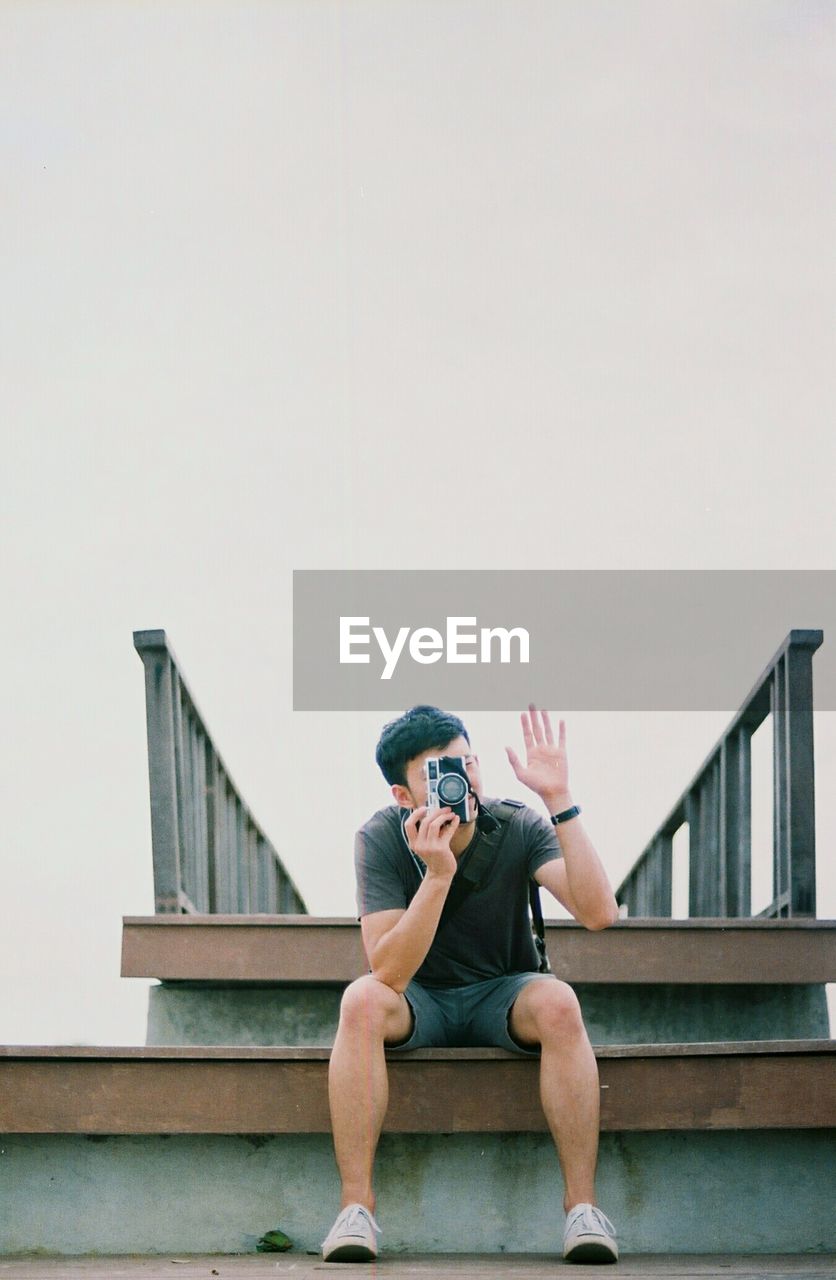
<box><xmin>134</xmin><ymin>630</ymin><xmax>307</xmax><ymax>915</ymax></box>
<box><xmin>616</xmin><ymin>630</ymin><xmax>822</xmax><ymax>919</ymax></box>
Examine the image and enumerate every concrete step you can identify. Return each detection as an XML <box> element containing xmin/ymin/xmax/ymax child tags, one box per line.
<box><xmin>142</xmin><ymin>979</ymin><xmax>832</xmax><ymax>1048</ymax></box>
<box><xmin>2</xmin><ymin>1127</ymin><xmax>834</xmax><ymax>1257</ymax></box>
<box><xmin>3</xmin><ymin>1040</ymin><xmax>833</xmax><ymax>1256</ymax></box>
<box><xmin>123</xmin><ymin>916</ymin><xmax>836</xmax><ymax>1047</ymax></box>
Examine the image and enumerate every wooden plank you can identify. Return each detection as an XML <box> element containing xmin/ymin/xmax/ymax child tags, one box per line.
<box><xmin>1</xmin><ymin>1255</ymin><xmax>835</xmax><ymax>1278</ymax></box>
<box><xmin>122</xmin><ymin>917</ymin><xmax>369</xmax><ymax>981</ymax></box>
<box><xmin>3</xmin><ymin>1038</ymin><xmax>832</xmax><ymax>1058</ymax></box>
<box><xmin>121</xmin><ymin>916</ymin><xmax>835</xmax><ymax>930</ymax></box>
<box><xmin>0</xmin><ymin>1042</ymin><xmax>833</xmax><ymax>1134</ymax></box>
<box><xmin>119</xmin><ymin>916</ymin><xmax>836</xmax><ymax>984</ymax></box>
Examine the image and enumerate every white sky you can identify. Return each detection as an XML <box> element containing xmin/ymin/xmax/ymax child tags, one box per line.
<box><xmin>1</xmin><ymin>0</ymin><xmax>835</xmax><ymax>1044</ymax></box>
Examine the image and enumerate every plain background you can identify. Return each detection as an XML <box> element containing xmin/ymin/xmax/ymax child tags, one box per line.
<box><xmin>1</xmin><ymin>0</ymin><xmax>834</xmax><ymax>1043</ymax></box>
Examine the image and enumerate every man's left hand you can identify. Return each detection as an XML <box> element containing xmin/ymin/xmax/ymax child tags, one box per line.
<box><xmin>505</xmin><ymin>704</ymin><xmax>572</xmax><ymax>811</ymax></box>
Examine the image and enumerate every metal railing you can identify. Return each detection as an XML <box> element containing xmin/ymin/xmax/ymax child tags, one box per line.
<box><xmin>134</xmin><ymin>630</ymin><xmax>307</xmax><ymax>915</ymax></box>
<box><xmin>616</xmin><ymin>630</ymin><xmax>822</xmax><ymax>919</ymax></box>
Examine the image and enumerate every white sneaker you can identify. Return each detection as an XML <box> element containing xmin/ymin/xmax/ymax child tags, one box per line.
<box><xmin>321</xmin><ymin>1203</ymin><xmax>381</xmax><ymax>1262</ymax></box>
<box><xmin>563</xmin><ymin>1202</ymin><xmax>619</xmax><ymax>1263</ymax></box>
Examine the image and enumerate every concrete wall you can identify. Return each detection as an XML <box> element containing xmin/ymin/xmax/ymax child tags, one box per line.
<box><xmin>146</xmin><ymin>981</ymin><xmax>831</xmax><ymax>1046</ymax></box>
<box><xmin>2</xmin><ymin>1130</ymin><xmax>834</xmax><ymax>1256</ymax></box>
<box><xmin>146</xmin><ymin>984</ymin><xmax>342</xmax><ymax>1047</ymax></box>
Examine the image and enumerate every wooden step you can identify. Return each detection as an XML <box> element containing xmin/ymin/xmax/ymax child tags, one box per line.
<box><xmin>2</xmin><ymin>1039</ymin><xmax>833</xmax><ymax>1134</ymax></box>
<box><xmin>120</xmin><ymin>915</ymin><xmax>836</xmax><ymax>984</ymax></box>
<box><xmin>0</xmin><ymin>1254</ymin><xmax>834</xmax><ymax>1277</ymax></box>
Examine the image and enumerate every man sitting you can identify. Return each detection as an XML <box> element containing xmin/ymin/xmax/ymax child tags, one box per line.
<box><xmin>323</xmin><ymin>703</ymin><xmax>621</xmax><ymax>1264</ymax></box>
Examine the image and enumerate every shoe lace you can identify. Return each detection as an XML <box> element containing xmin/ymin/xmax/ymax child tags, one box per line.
<box><xmin>340</xmin><ymin>1204</ymin><xmax>381</xmax><ymax>1237</ymax></box>
<box><xmin>569</xmin><ymin>1203</ymin><xmax>616</xmax><ymax>1238</ymax></box>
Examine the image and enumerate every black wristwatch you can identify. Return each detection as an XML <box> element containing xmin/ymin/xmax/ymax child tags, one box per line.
<box><xmin>550</xmin><ymin>804</ymin><xmax>582</xmax><ymax>825</ymax></box>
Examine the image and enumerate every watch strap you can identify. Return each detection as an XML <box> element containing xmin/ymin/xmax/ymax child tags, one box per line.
<box><xmin>550</xmin><ymin>804</ymin><xmax>581</xmax><ymax>825</ymax></box>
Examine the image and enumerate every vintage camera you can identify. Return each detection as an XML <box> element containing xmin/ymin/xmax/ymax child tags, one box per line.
<box><xmin>424</xmin><ymin>755</ymin><xmax>472</xmax><ymax>823</ymax></box>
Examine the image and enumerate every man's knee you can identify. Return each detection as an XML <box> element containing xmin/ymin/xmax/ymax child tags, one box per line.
<box><xmin>338</xmin><ymin>974</ymin><xmax>404</xmax><ymax>1037</ymax></box>
<box><xmin>524</xmin><ymin>978</ymin><xmax>586</xmax><ymax>1042</ymax></box>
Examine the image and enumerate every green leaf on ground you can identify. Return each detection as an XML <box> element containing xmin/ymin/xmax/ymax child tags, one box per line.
<box><xmin>256</xmin><ymin>1227</ymin><xmax>293</xmax><ymax>1252</ymax></box>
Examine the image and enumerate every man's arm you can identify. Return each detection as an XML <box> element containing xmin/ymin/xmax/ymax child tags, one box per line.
<box><xmin>534</xmin><ymin>820</ymin><xmax>618</xmax><ymax>930</ymax></box>
<box><xmin>508</xmin><ymin>705</ymin><xmax>619</xmax><ymax>931</ymax></box>
<box><xmin>360</xmin><ymin>805</ymin><xmax>458</xmax><ymax>994</ymax></box>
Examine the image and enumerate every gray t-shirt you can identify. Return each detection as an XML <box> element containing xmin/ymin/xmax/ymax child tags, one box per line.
<box><xmin>354</xmin><ymin>796</ymin><xmax>562</xmax><ymax>988</ymax></box>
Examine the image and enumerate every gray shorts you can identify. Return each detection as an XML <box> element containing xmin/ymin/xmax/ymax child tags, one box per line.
<box><xmin>386</xmin><ymin>971</ymin><xmax>557</xmax><ymax>1057</ymax></box>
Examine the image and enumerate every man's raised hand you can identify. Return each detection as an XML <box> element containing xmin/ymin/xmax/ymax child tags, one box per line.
<box><xmin>505</xmin><ymin>704</ymin><xmax>572</xmax><ymax>811</ymax></box>
<box><xmin>403</xmin><ymin>806</ymin><xmax>459</xmax><ymax>880</ymax></box>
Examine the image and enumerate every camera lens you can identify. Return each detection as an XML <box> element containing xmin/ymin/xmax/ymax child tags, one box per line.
<box><xmin>437</xmin><ymin>773</ymin><xmax>467</xmax><ymax>806</ymax></box>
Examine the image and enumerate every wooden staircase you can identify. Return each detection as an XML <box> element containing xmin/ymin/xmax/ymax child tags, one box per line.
<box><xmin>1</xmin><ymin>914</ymin><xmax>834</xmax><ymax>1255</ymax></box>
<box><xmin>2</xmin><ymin>628</ymin><xmax>833</xmax><ymax>1258</ymax></box>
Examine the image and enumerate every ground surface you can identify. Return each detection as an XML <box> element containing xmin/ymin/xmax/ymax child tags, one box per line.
<box><xmin>0</xmin><ymin>1256</ymin><xmax>833</xmax><ymax>1279</ymax></box>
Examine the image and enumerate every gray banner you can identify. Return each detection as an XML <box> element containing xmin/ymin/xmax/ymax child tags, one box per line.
<box><xmin>292</xmin><ymin>570</ymin><xmax>836</xmax><ymax>710</ymax></box>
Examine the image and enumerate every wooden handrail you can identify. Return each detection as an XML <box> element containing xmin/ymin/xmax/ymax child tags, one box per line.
<box><xmin>616</xmin><ymin>630</ymin><xmax>822</xmax><ymax>918</ymax></box>
<box><xmin>134</xmin><ymin>630</ymin><xmax>307</xmax><ymax>915</ymax></box>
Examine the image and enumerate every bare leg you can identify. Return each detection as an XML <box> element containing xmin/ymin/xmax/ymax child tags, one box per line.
<box><xmin>509</xmin><ymin>978</ymin><xmax>601</xmax><ymax>1214</ymax></box>
<box><xmin>328</xmin><ymin>975</ymin><xmax>413</xmax><ymax>1212</ymax></box>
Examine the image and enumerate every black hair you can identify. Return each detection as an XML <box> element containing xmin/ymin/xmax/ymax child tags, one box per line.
<box><xmin>375</xmin><ymin>705</ymin><xmax>470</xmax><ymax>787</ymax></box>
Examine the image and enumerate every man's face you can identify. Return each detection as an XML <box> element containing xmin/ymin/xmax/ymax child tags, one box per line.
<box><xmin>393</xmin><ymin>735</ymin><xmax>483</xmax><ymax>823</ymax></box>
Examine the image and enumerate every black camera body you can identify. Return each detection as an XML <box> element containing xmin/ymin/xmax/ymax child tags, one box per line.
<box><xmin>424</xmin><ymin>755</ymin><xmax>471</xmax><ymax>823</ymax></box>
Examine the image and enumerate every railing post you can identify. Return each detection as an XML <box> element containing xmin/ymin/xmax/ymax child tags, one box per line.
<box><xmin>221</xmin><ymin>775</ymin><xmax>234</xmax><ymax>910</ymax></box>
<box><xmin>268</xmin><ymin>849</ymin><xmax>279</xmax><ymax>911</ymax></box>
<box><xmin>137</xmin><ymin>636</ymin><xmax>183</xmax><ymax>913</ymax></box>
<box><xmin>653</xmin><ymin>834</ymin><xmax>673</xmax><ymax>915</ymax></box>
<box><xmin>772</xmin><ymin>641</ymin><xmax>817</xmax><ymax>917</ymax></box>
<box><xmin>772</xmin><ymin>655</ymin><xmax>788</xmax><ymax>916</ymax></box>
<box><xmin>635</xmin><ymin>857</ymin><xmax>646</xmax><ymax>917</ymax></box>
<box><xmin>685</xmin><ymin>791</ymin><xmax>700</xmax><ymax>917</ymax></box>
<box><xmin>204</xmin><ymin>739</ymin><xmax>218</xmax><ymax>912</ymax></box>
<box><xmin>235</xmin><ymin>803</ymin><xmax>247</xmax><ymax>911</ymax></box>
<box><xmin>248</xmin><ymin>825</ymin><xmax>260</xmax><ymax>912</ymax></box>
<box><xmin>193</xmin><ymin>723</ymin><xmax>209</xmax><ymax>912</ymax></box>
<box><xmin>704</xmin><ymin>758</ymin><xmax>721</xmax><ymax>915</ymax></box>
<box><xmin>720</xmin><ymin>727</ymin><xmax>751</xmax><ymax>917</ymax></box>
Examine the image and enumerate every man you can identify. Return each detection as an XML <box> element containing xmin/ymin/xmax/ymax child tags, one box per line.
<box><xmin>323</xmin><ymin>703</ymin><xmax>621</xmax><ymax>1264</ymax></box>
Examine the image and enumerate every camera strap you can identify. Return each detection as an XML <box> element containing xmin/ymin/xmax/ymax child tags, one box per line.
<box><xmin>430</xmin><ymin>797</ymin><xmax>551</xmax><ymax>974</ymax></box>
<box><xmin>529</xmin><ymin>870</ymin><xmax>551</xmax><ymax>975</ymax></box>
